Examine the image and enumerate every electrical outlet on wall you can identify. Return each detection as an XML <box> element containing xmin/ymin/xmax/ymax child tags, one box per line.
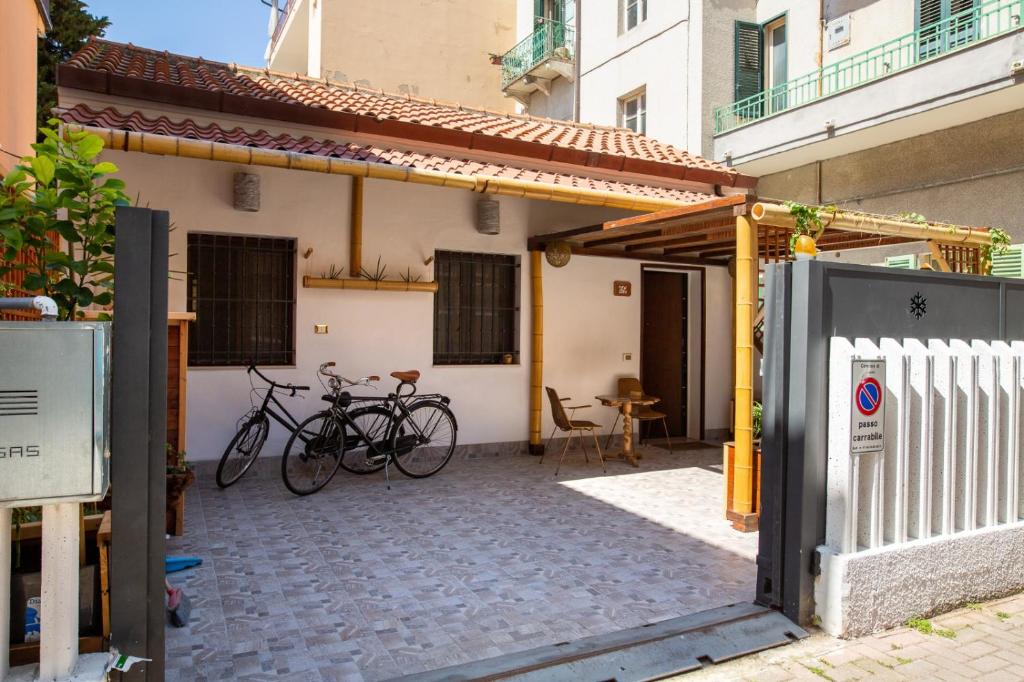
<box><xmin>622</xmin><ymin>352</ymin><xmax>632</xmax><ymax>361</ymax></box>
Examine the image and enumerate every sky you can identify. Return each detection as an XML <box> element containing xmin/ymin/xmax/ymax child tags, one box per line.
<box><xmin>84</xmin><ymin>0</ymin><xmax>271</xmax><ymax>66</ymax></box>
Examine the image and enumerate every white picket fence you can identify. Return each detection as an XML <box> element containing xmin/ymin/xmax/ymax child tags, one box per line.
<box><xmin>827</xmin><ymin>338</ymin><xmax>1024</xmax><ymax>556</ymax></box>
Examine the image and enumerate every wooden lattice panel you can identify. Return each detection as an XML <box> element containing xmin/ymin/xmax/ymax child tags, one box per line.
<box><xmin>938</xmin><ymin>244</ymin><xmax>982</xmax><ymax>275</ymax></box>
<box><xmin>759</xmin><ymin>225</ymin><xmax>792</xmax><ymax>264</ymax></box>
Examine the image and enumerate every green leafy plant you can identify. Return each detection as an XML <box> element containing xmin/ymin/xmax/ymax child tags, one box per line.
<box><xmin>981</xmin><ymin>226</ymin><xmax>1011</xmax><ymax>266</ymax></box>
<box><xmin>0</xmin><ymin>121</ymin><xmax>129</xmax><ymax>320</ymax></box>
<box><xmin>906</xmin><ymin>617</ymin><xmax>956</xmax><ymax>638</ymax></box>
<box><xmin>166</xmin><ymin>443</ymin><xmax>191</xmax><ymax>474</ymax></box>
<box><xmin>753</xmin><ymin>401</ymin><xmax>763</xmax><ymax>440</ymax></box>
<box><xmin>784</xmin><ymin>201</ymin><xmax>836</xmax><ymax>253</ymax></box>
<box><xmin>896</xmin><ymin>211</ymin><xmax>927</xmax><ymax>224</ymax></box>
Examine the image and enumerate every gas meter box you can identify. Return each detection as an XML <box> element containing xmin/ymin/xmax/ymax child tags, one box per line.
<box><xmin>0</xmin><ymin>322</ymin><xmax>110</xmax><ymax>506</ymax></box>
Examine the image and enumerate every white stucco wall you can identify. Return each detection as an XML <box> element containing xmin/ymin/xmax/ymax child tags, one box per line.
<box><xmin>578</xmin><ymin>2</ymin><xmax>690</xmax><ymax>147</ymax></box>
<box><xmin>99</xmin><ymin>150</ymin><xmax>734</xmax><ymax>460</ymax></box>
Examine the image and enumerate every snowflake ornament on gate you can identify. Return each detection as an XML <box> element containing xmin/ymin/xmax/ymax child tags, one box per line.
<box><xmin>909</xmin><ymin>292</ymin><xmax>927</xmax><ymax>320</ymax></box>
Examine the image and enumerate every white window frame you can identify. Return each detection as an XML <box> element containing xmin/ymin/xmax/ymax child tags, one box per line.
<box><xmin>619</xmin><ymin>90</ymin><xmax>647</xmax><ymax>135</ymax></box>
<box><xmin>622</xmin><ymin>0</ymin><xmax>648</xmax><ymax>33</ymax></box>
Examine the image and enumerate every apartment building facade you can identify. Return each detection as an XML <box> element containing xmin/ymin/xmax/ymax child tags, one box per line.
<box><xmin>265</xmin><ymin>0</ymin><xmax>516</xmax><ymax>112</ymax></box>
<box><xmin>711</xmin><ymin>0</ymin><xmax>1024</xmax><ymax>265</ymax></box>
<box><xmin>502</xmin><ymin>0</ymin><xmax>753</xmax><ymax>154</ymax></box>
<box><xmin>505</xmin><ymin>1</ymin><xmax>1023</xmax><ymax>268</ymax></box>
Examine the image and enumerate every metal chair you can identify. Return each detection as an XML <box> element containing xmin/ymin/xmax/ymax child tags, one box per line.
<box><xmin>543</xmin><ymin>387</ymin><xmax>606</xmax><ymax>475</ymax></box>
<box><xmin>605</xmin><ymin>377</ymin><xmax>672</xmax><ymax>451</ymax></box>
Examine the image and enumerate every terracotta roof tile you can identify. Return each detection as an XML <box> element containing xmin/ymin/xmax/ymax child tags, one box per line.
<box><xmin>60</xmin><ymin>105</ymin><xmax>716</xmax><ymax>205</ymax></box>
<box><xmin>61</xmin><ymin>39</ymin><xmax>753</xmax><ymax>188</ymax></box>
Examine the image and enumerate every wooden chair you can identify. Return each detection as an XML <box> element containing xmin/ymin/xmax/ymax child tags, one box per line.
<box><xmin>605</xmin><ymin>377</ymin><xmax>672</xmax><ymax>451</ymax></box>
<box><xmin>543</xmin><ymin>387</ymin><xmax>606</xmax><ymax>475</ymax></box>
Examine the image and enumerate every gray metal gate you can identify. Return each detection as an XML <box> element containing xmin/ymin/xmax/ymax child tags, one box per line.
<box><xmin>758</xmin><ymin>260</ymin><xmax>1024</xmax><ymax>624</ymax></box>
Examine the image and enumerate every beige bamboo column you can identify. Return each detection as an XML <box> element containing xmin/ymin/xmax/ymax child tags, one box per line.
<box><xmin>350</xmin><ymin>176</ymin><xmax>364</xmax><ymax>275</ymax></box>
<box><xmin>732</xmin><ymin>215</ymin><xmax>758</xmax><ymax>517</ymax></box>
<box><xmin>529</xmin><ymin>249</ymin><xmax>544</xmax><ymax>455</ymax></box>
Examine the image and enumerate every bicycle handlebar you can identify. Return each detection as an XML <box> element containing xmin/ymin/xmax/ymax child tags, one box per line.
<box><xmin>247</xmin><ymin>362</ymin><xmax>309</xmax><ymax>395</ymax></box>
<box><xmin>318</xmin><ymin>362</ymin><xmax>379</xmax><ymax>388</ymax></box>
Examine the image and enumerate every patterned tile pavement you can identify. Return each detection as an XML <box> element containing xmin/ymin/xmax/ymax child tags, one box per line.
<box><xmin>682</xmin><ymin>592</ymin><xmax>1024</xmax><ymax>681</ymax></box>
<box><xmin>166</xmin><ymin>442</ymin><xmax>758</xmax><ymax>681</ymax></box>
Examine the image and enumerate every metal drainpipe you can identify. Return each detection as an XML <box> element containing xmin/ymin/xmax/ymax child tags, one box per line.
<box><xmin>0</xmin><ymin>296</ymin><xmax>59</xmax><ymax>320</ymax></box>
<box><xmin>573</xmin><ymin>1</ymin><xmax>582</xmax><ymax>122</ymax></box>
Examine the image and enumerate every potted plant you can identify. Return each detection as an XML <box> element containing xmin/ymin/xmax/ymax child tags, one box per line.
<box><xmin>723</xmin><ymin>401</ymin><xmax>763</xmax><ymax>531</ymax></box>
<box><xmin>166</xmin><ymin>445</ymin><xmax>194</xmax><ymax>536</ymax></box>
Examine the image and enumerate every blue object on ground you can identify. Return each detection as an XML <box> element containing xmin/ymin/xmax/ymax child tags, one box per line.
<box><xmin>165</xmin><ymin>556</ymin><xmax>203</xmax><ymax>573</ymax></box>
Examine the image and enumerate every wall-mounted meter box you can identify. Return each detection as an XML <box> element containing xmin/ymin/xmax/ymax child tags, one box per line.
<box><xmin>0</xmin><ymin>322</ymin><xmax>110</xmax><ymax>507</ymax></box>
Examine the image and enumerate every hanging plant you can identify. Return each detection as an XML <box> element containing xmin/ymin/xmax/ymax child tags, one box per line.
<box><xmin>783</xmin><ymin>201</ymin><xmax>836</xmax><ymax>254</ymax></box>
<box><xmin>981</xmin><ymin>227</ymin><xmax>1011</xmax><ymax>263</ymax></box>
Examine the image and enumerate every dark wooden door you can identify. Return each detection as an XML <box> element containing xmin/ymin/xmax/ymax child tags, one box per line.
<box><xmin>641</xmin><ymin>270</ymin><xmax>688</xmax><ymax>437</ymax></box>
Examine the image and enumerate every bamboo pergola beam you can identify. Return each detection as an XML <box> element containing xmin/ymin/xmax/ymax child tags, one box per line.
<box><xmin>750</xmin><ymin>202</ymin><xmax>994</xmax><ymax>248</ymax></box>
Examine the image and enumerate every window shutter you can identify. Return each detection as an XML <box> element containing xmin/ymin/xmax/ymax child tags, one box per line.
<box><xmin>949</xmin><ymin>0</ymin><xmax>977</xmax><ymax>16</ymax></box>
<box><xmin>991</xmin><ymin>245</ymin><xmax>1024</xmax><ymax>279</ymax></box>
<box><xmin>734</xmin><ymin>21</ymin><xmax>763</xmax><ymax>102</ymax></box>
<box><xmin>917</xmin><ymin>0</ymin><xmax>943</xmax><ymax>27</ymax></box>
<box><xmin>885</xmin><ymin>254</ymin><xmax>917</xmax><ymax>269</ymax></box>
<box><xmin>534</xmin><ymin>0</ymin><xmax>545</xmax><ymax>20</ymax></box>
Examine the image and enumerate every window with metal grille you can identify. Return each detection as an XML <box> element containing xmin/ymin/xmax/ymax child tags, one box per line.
<box><xmin>187</xmin><ymin>233</ymin><xmax>296</xmax><ymax>367</ymax></box>
<box><xmin>433</xmin><ymin>251</ymin><xmax>520</xmax><ymax>365</ymax></box>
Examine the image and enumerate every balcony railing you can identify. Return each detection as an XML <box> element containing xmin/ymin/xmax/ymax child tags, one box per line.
<box><xmin>270</xmin><ymin>0</ymin><xmax>295</xmax><ymax>49</ymax></box>
<box><xmin>501</xmin><ymin>18</ymin><xmax>575</xmax><ymax>89</ymax></box>
<box><xmin>714</xmin><ymin>0</ymin><xmax>1023</xmax><ymax>135</ymax></box>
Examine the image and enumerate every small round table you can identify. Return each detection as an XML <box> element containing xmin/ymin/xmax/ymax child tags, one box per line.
<box><xmin>595</xmin><ymin>393</ymin><xmax>659</xmax><ymax>467</ymax></box>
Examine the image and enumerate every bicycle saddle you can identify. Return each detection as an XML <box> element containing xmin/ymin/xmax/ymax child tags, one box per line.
<box><xmin>390</xmin><ymin>370</ymin><xmax>420</xmax><ymax>384</ymax></box>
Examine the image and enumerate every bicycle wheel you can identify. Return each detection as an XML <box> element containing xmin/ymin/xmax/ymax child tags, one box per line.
<box><xmin>339</xmin><ymin>405</ymin><xmax>393</xmax><ymax>474</ymax></box>
<box><xmin>391</xmin><ymin>400</ymin><xmax>457</xmax><ymax>478</ymax></box>
<box><xmin>281</xmin><ymin>412</ymin><xmax>345</xmax><ymax>495</ymax></box>
<box><xmin>216</xmin><ymin>413</ymin><xmax>270</xmax><ymax>488</ymax></box>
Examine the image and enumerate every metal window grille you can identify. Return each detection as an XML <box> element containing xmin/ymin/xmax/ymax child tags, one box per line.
<box><xmin>186</xmin><ymin>233</ymin><xmax>296</xmax><ymax>367</ymax></box>
<box><xmin>433</xmin><ymin>251</ymin><xmax>520</xmax><ymax>365</ymax></box>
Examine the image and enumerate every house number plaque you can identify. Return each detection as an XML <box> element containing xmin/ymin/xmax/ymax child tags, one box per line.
<box><xmin>613</xmin><ymin>281</ymin><xmax>631</xmax><ymax>297</ymax></box>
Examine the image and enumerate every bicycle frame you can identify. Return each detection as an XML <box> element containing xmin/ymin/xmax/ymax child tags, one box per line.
<box><xmin>319</xmin><ymin>382</ymin><xmax>450</xmax><ymax>461</ymax></box>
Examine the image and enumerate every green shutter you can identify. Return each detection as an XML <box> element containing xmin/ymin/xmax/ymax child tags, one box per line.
<box><xmin>917</xmin><ymin>0</ymin><xmax>943</xmax><ymax>27</ymax></box>
<box><xmin>734</xmin><ymin>21</ymin><xmax>763</xmax><ymax>102</ymax></box>
<box><xmin>991</xmin><ymin>245</ymin><xmax>1024</xmax><ymax>279</ymax></box>
<box><xmin>885</xmin><ymin>254</ymin><xmax>918</xmax><ymax>269</ymax></box>
<box><xmin>534</xmin><ymin>0</ymin><xmax>545</xmax><ymax>21</ymax></box>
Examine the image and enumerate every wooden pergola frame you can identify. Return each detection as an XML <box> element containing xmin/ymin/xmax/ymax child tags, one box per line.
<box><xmin>528</xmin><ymin>195</ymin><xmax>999</xmax><ymax>529</ymax></box>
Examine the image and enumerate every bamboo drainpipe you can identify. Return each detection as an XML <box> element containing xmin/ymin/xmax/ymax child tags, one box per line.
<box><xmin>732</xmin><ymin>215</ymin><xmax>758</xmax><ymax>516</ymax></box>
<box><xmin>528</xmin><ymin>250</ymin><xmax>544</xmax><ymax>455</ymax></box>
<box><xmin>350</xmin><ymin>176</ymin><xmax>364</xmax><ymax>276</ymax></box>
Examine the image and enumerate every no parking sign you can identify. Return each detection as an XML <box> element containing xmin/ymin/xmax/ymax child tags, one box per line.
<box><xmin>850</xmin><ymin>359</ymin><xmax>885</xmax><ymax>455</ymax></box>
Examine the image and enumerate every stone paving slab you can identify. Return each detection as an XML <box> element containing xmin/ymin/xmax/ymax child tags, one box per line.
<box><xmin>166</xmin><ymin>442</ymin><xmax>757</xmax><ymax>681</ymax></box>
<box><xmin>683</xmin><ymin>592</ymin><xmax>1024</xmax><ymax>681</ymax></box>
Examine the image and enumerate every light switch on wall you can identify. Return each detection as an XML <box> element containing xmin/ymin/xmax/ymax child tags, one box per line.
<box><xmin>622</xmin><ymin>352</ymin><xmax>632</xmax><ymax>361</ymax></box>
<box><xmin>314</xmin><ymin>324</ymin><xmax>328</xmax><ymax>334</ymax></box>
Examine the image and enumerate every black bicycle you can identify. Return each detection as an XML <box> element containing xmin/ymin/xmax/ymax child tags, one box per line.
<box><xmin>281</xmin><ymin>362</ymin><xmax>458</xmax><ymax>495</ymax></box>
<box><xmin>215</xmin><ymin>363</ymin><xmax>310</xmax><ymax>488</ymax></box>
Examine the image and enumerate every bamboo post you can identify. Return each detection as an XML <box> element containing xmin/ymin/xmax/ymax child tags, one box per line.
<box><xmin>350</xmin><ymin>176</ymin><xmax>364</xmax><ymax>276</ymax></box>
<box><xmin>529</xmin><ymin>250</ymin><xmax>544</xmax><ymax>455</ymax></box>
<box><xmin>732</xmin><ymin>215</ymin><xmax>757</xmax><ymax>521</ymax></box>
<box><xmin>927</xmin><ymin>241</ymin><xmax>952</xmax><ymax>272</ymax></box>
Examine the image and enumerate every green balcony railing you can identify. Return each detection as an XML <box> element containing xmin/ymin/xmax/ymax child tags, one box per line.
<box><xmin>501</xmin><ymin>18</ymin><xmax>575</xmax><ymax>89</ymax></box>
<box><xmin>714</xmin><ymin>0</ymin><xmax>1023</xmax><ymax>135</ymax></box>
